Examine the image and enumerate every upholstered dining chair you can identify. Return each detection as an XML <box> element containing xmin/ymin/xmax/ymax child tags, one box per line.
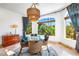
<box><xmin>42</xmin><ymin>35</ymin><xmax>49</xmax><ymax>55</ymax></box>
<box><xmin>18</xmin><ymin>36</ymin><xmax>28</xmax><ymax>56</ymax></box>
<box><xmin>43</xmin><ymin>35</ymin><xmax>49</xmax><ymax>46</ymax></box>
<box><xmin>28</xmin><ymin>40</ymin><xmax>42</xmax><ymax>55</ymax></box>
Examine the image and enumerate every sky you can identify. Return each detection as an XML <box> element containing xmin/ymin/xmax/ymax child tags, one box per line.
<box><xmin>65</xmin><ymin>18</ymin><xmax>72</xmax><ymax>26</ymax></box>
<box><xmin>37</xmin><ymin>16</ymin><xmax>72</xmax><ymax>26</ymax></box>
<box><xmin>38</xmin><ymin>17</ymin><xmax>55</xmax><ymax>26</ymax></box>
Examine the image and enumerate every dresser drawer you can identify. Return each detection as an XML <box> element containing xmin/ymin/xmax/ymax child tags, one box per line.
<box><xmin>2</xmin><ymin>35</ymin><xmax>20</xmax><ymax>47</ymax></box>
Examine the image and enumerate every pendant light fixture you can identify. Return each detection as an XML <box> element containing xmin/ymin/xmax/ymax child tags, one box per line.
<box><xmin>27</xmin><ymin>3</ymin><xmax>40</xmax><ymax>22</ymax></box>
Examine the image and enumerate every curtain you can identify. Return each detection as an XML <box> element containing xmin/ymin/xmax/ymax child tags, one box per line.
<box><xmin>67</xmin><ymin>3</ymin><xmax>79</xmax><ymax>32</ymax></box>
<box><xmin>22</xmin><ymin>17</ymin><xmax>29</xmax><ymax>38</ymax></box>
<box><xmin>67</xmin><ymin>3</ymin><xmax>79</xmax><ymax>51</ymax></box>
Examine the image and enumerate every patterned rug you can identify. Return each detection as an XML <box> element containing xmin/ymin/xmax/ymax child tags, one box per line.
<box><xmin>13</xmin><ymin>46</ymin><xmax>58</xmax><ymax>56</ymax></box>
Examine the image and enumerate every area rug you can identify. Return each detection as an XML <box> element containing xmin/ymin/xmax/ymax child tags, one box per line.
<box><xmin>14</xmin><ymin>46</ymin><xmax>58</xmax><ymax>56</ymax></box>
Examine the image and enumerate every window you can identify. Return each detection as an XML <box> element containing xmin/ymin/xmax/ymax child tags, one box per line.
<box><xmin>25</xmin><ymin>23</ymin><xmax>32</xmax><ymax>34</ymax></box>
<box><xmin>65</xmin><ymin>16</ymin><xmax>76</xmax><ymax>40</ymax></box>
<box><xmin>38</xmin><ymin>17</ymin><xmax>55</xmax><ymax>36</ymax></box>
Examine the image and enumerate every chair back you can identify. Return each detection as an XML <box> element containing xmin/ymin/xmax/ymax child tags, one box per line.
<box><xmin>44</xmin><ymin>35</ymin><xmax>49</xmax><ymax>41</ymax></box>
<box><xmin>43</xmin><ymin>35</ymin><xmax>49</xmax><ymax>45</ymax></box>
<box><xmin>29</xmin><ymin>41</ymin><xmax>42</xmax><ymax>54</ymax></box>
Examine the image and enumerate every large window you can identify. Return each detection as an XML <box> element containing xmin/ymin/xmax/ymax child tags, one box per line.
<box><xmin>65</xmin><ymin>16</ymin><xmax>76</xmax><ymax>40</ymax></box>
<box><xmin>38</xmin><ymin>17</ymin><xmax>55</xmax><ymax>36</ymax></box>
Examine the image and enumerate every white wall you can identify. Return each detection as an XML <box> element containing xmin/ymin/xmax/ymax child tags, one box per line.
<box><xmin>39</xmin><ymin>9</ymin><xmax>76</xmax><ymax>48</ymax></box>
<box><xmin>50</xmin><ymin>8</ymin><xmax>76</xmax><ymax>48</ymax></box>
<box><xmin>0</xmin><ymin>6</ymin><xmax>76</xmax><ymax>48</ymax></box>
<box><xmin>0</xmin><ymin>7</ymin><xmax>23</xmax><ymax>44</ymax></box>
<box><xmin>32</xmin><ymin>22</ymin><xmax>38</xmax><ymax>34</ymax></box>
<box><xmin>60</xmin><ymin>9</ymin><xmax>76</xmax><ymax>48</ymax></box>
<box><xmin>39</xmin><ymin>11</ymin><xmax>65</xmax><ymax>42</ymax></box>
<box><xmin>61</xmin><ymin>38</ymin><xmax>76</xmax><ymax>48</ymax></box>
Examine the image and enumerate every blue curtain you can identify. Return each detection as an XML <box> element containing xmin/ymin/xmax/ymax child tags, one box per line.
<box><xmin>67</xmin><ymin>3</ymin><xmax>79</xmax><ymax>51</ymax></box>
<box><xmin>67</xmin><ymin>3</ymin><xmax>79</xmax><ymax>32</ymax></box>
<box><xmin>22</xmin><ymin>17</ymin><xmax>29</xmax><ymax>38</ymax></box>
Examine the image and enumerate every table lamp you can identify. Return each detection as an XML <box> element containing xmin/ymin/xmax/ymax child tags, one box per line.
<box><xmin>10</xmin><ymin>24</ymin><xmax>18</xmax><ymax>34</ymax></box>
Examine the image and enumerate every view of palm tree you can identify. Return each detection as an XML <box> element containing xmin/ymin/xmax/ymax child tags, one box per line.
<box><xmin>66</xmin><ymin>18</ymin><xmax>76</xmax><ymax>40</ymax></box>
<box><xmin>38</xmin><ymin>17</ymin><xmax>55</xmax><ymax>36</ymax></box>
<box><xmin>25</xmin><ymin>23</ymin><xmax>32</xmax><ymax>34</ymax></box>
<box><xmin>38</xmin><ymin>24</ymin><xmax>55</xmax><ymax>35</ymax></box>
<box><xmin>25</xmin><ymin>17</ymin><xmax>55</xmax><ymax>35</ymax></box>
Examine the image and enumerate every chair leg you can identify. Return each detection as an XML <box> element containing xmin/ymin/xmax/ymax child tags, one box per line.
<box><xmin>47</xmin><ymin>46</ymin><xmax>50</xmax><ymax>56</ymax></box>
<box><xmin>18</xmin><ymin>46</ymin><xmax>22</xmax><ymax>56</ymax></box>
<box><xmin>39</xmin><ymin>51</ymin><xmax>41</xmax><ymax>56</ymax></box>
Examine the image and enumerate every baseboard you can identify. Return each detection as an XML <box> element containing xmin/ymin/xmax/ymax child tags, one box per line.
<box><xmin>48</xmin><ymin>41</ymin><xmax>59</xmax><ymax>44</ymax></box>
<box><xmin>48</xmin><ymin>41</ymin><xmax>75</xmax><ymax>50</ymax></box>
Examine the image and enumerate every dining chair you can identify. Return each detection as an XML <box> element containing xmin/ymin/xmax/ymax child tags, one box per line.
<box><xmin>18</xmin><ymin>36</ymin><xmax>28</xmax><ymax>55</ymax></box>
<box><xmin>28</xmin><ymin>40</ymin><xmax>42</xmax><ymax>55</ymax></box>
<box><xmin>42</xmin><ymin>35</ymin><xmax>50</xmax><ymax>55</ymax></box>
<box><xmin>43</xmin><ymin>35</ymin><xmax>49</xmax><ymax>45</ymax></box>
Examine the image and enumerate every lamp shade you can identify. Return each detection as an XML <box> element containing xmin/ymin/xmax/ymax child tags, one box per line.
<box><xmin>10</xmin><ymin>24</ymin><xmax>18</xmax><ymax>28</ymax></box>
<box><xmin>27</xmin><ymin>4</ymin><xmax>40</xmax><ymax>22</ymax></box>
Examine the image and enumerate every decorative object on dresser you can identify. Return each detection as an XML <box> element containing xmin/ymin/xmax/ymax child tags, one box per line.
<box><xmin>2</xmin><ymin>35</ymin><xmax>20</xmax><ymax>47</ymax></box>
<box><xmin>10</xmin><ymin>24</ymin><xmax>18</xmax><ymax>34</ymax></box>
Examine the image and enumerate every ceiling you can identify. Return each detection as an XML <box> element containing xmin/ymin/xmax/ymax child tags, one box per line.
<box><xmin>0</xmin><ymin>3</ymin><xmax>71</xmax><ymax>16</ymax></box>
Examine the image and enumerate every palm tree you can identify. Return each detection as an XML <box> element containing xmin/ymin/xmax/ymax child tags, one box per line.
<box><xmin>66</xmin><ymin>22</ymin><xmax>76</xmax><ymax>39</ymax></box>
<box><xmin>38</xmin><ymin>24</ymin><xmax>55</xmax><ymax>36</ymax></box>
<box><xmin>25</xmin><ymin>23</ymin><xmax>32</xmax><ymax>34</ymax></box>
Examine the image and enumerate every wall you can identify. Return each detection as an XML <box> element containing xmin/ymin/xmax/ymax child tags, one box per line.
<box><xmin>32</xmin><ymin>22</ymin><xmax>38</xmax><ymax>34</ymax></box>
<box><xmin>0</xmin><ymin>7</ymin><xmax>76</xmax><ymax>48</ymax></box>
<box><xmin>60</xmin><ymin>9</ymin><xmax>76</xmax><ymax>48</ymax></box>
<box><xmin>61</xmin><ymin>38</ymin><xmax>76</xmax><ymax>48</ymax></box>
<box><xmin>39</xmin><ymin>9</ymin><xmax>76</xmax><ymax>48</ymax></box>
<box><xmin>0</xmin><ymin>7</ymin><xmax>23</xmax><ymax>45</ymax></box>
<box><xmin>51</xmin><ymin>9</ymin><xmax>76</xmax><ymax>48</ymax></box>
<box><xmin>39</xmin><ymin>10</ymin><xmax>65</xmax><ymax>42</ymax></box>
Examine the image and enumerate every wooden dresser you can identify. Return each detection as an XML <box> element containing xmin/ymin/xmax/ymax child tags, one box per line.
<box><xmin>2</xmin><ymin>35</ymin><xmax>20</xmax><ymax>47</ymax></box>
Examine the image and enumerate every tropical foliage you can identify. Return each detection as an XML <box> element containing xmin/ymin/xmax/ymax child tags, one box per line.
<box><xmin>25</xmin><ymin>23</ymin><xmax>32</xmax><ymax>34</ymax></box>
<box><xmin>38</xmin><ymin>24</ymin><xmax>55</xmax><ymax>36</ymax></box>
<box><xmin>66</xmin><ymin>22</ymin><xmax>76</xmax><ymax>39</ymax></box>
